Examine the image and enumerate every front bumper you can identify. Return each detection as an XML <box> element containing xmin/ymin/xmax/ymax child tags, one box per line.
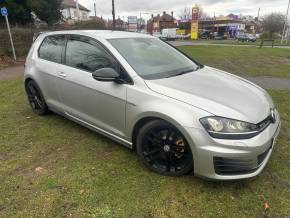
<box><xmin>184</xmin><ymin>112</ymin><xmax>281</xmax><ymax>180</ymax></box>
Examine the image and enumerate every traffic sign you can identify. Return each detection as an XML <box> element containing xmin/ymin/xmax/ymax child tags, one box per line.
<box><xmin>1</xmin><ymin>7</ymin><xmax>16</xmax><ymax>61</ymax></box>
<box><xmin>1</xmin><ymin>7</ymin><xmax>8</xmax><ymax>16</ymax></box>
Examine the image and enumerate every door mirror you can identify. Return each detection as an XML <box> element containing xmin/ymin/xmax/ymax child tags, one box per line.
<box><xmin>92</xmin><ymin>68</ymin><xmax>120</xmax><ymax>82</ymax></box>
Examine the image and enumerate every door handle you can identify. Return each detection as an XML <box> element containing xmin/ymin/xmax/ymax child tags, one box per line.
<box><xmin>58</xmin><ymin>72</ymin><xmax>67</xmax><ymax>78</ymax></box>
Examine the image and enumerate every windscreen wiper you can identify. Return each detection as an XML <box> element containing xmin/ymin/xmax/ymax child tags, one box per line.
<box><xmin>167</xmin><ymin>69</ymin><xmax>195</xmax><ymax>78</ymax></box>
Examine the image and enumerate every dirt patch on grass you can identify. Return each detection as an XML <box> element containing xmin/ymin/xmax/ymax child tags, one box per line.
<box><xmin>276</xmin><ymin>56</ymin><xmax>290</xmax><ymax>65</ymax></box>
<box><xmin>0</xmin><ymin>65</ymin><xmax>24</xmax><ymax>80</ymax></box>
<box><xmin>0</xmin><ymin>56</ymin><xmax>25</xmax><ymax>67</ymax></box>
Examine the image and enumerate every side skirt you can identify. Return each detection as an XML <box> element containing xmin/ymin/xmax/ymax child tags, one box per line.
<box><xmin>48</xmin><ymin>107</ymin><xmax>133</xmax><ymax>149</ymax></box>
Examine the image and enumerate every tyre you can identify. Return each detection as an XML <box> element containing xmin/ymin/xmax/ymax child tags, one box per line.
<box><xmin>136</xmin><ymin>120</ymin><xmax>193</xmax><ymax>176</ymax></box>
<box><xmin>25</xmin><ymin>80</ymin><xmax>49</xmax><ymax>115</ymax></box>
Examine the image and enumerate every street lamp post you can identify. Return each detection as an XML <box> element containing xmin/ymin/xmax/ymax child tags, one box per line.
<box><xmin>94</xmin><ymin>2</ymin><xmax>96</xmax><ymax>17</ymax></box>
<box><xmin>281</xmin><ymin>0</ymin><xmax>290</xmax><ymax>44</ymax></box>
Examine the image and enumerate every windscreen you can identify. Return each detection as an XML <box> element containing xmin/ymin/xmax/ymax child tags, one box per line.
<box><xmin>109</xmin><ymin>38</ymin><xmax>198</xmax><ymax>80</ymax></box>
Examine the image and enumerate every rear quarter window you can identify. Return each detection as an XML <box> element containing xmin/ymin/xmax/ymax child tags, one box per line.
<box><xmin>38</xmin><ymin>35</ymin><xmax>66</xmax><ymax>63</ymax></box>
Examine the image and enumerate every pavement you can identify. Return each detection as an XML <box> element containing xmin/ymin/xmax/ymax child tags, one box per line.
<box><xmin>169</xmin><ymin>41</ymin><xmax>290</xmax><ymax>49</ymax></box>
<box><xmin>245</xmin><ymin>76</ymin><xmax>290</xmax><ymax>91</ymax></box>
<box><xmin>0</xmin><ymin>65</ymin><xmax>289</xmax><ymax>91</ymax></box>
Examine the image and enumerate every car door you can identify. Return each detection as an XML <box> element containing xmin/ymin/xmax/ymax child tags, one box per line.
<box><xmin>55</xmin><ymin>35</ymin><xmax>128</xmax><ymax>138</ymax></box>
<box><xmin>36</xmin><ymin>35</ymin><xmax>66</xmax><ymax>109</ymax></box>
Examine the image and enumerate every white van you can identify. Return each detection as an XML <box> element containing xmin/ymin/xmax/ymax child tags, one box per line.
<box><xmin>161</xmin><ymin>28</ymin><xmax>177</xmax><ymax>41</ymax></box>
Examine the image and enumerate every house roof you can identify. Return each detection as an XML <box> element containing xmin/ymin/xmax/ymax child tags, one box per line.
<box><xmin>148</xmin><ymin>12</ymin><xmax>175</xmax><ymax>23</ymax></box>
<box><xmin>62</xmin><ymin>0</ymin><xmax>90</xmax><ymax>12</ymax></box>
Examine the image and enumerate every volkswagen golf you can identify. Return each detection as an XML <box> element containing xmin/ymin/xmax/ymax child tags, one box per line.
<box><xmin>24</xmin><ymin>30</ymin><xmax>281</xmax><ymax>180</ymax></box>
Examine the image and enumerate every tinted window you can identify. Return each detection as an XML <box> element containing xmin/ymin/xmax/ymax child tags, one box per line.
<box><xmin>65</xmin><ymin>38</ymin><xmax>116</xmax><ymax>72</ymax></box>
<box><xmin>38</xmin><ymin>35</ymin><xmax>65</xmax><ymax>63</ymax></box>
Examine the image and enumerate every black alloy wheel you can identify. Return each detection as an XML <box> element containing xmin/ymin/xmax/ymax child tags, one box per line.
<box><xmin>25</xmin><ymin>80</ymin><xmax>49</xmax><ymax>115</ymax></box>
<box><xmin>137</xmin><ymin>120</ymin><xmax>193</xmax><ymax>176</ymax></box>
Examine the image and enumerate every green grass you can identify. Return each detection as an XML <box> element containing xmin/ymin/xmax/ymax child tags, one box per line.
<box><xmin>0</xmin><ymin>80</ymin><xmax>290</xmax><ymax>216</ymax></box>
<box><xmin>179</xmin><ymin>46</ymin><xmax>290</xmax><ymax>78</ymax></box>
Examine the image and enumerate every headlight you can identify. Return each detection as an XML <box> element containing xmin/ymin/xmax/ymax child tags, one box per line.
<box><xmin>200</xmin><ymin>116</ymin><xmax>260</xmax><ymax>139</ymax></box>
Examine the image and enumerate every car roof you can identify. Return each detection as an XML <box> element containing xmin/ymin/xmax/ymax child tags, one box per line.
<box><xmin>42</xmin><ymin>30</ymin><xmax>154</xmax><ymax>40</ymax></box>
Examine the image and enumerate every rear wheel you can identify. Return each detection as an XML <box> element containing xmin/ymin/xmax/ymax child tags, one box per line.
<box><xmin>136</xmin><ymin>120</ymin><xmax>193</xmax><ymax>176</ymax></box>
<box><xmin>25</xmin><ymin>80</ymin><xmax>49</xmax><ymax>115</ymax></box>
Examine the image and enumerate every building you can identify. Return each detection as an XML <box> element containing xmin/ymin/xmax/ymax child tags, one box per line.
<box><xmin>178</xmin><ymin>12</ymin><xmax>262</xmax><ymax>39</ymax></box>
<box><xmin>147</xmin><ymin>11</ymin><xmax>177</xmax><ymax>34</ymax></box>
<box><xmin>197</xmin><ymin>14</ymin><xmax>246</xmax><ymax>38</ymax></box>
<box><xmin>245</xmin><ymin>20</ymin><xmax>260</xmax><ymax>34</ymax></box>
<box><xmin>61</xmin><ymin>0</ymin><xmax>90</xmax><ymax>23</ymax></box>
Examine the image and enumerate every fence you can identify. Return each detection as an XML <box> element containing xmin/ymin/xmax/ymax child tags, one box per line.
<box><xmin>0</xmin><ymin>26</ymin><xmax>36</xmax><ymax>56</ymax></box>
<box><xmin>0</xmin><ymin>20</ymin><xmax>111</xmax><ymax>57</ymax></box>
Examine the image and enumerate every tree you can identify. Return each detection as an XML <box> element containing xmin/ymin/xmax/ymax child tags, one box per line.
<box><xmin>178</xmin><ymin>7</ymin><xmax>192</xmax><ymax>20</ymax></box>
<box><xmin>178</xmin><ymin>5</ymin><xmax>208</xmax><ymax>20</ymax></box>
<box><xmin>29</xmin><ymin>0</ymin><xmax>63</xmax><ymax>27</ymax></box>
<box><xmin>0</xmin><ymin>0</ymin><xmax>33</xmax><ymax>25</ymax></box>
<box><xmin>262</xmin><ymin>13</ymin><xmax>285</xmax><ymax>38</ymax></box>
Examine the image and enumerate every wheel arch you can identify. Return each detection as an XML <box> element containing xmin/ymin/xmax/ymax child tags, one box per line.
<box><xmin>131</xmin><ymin>113</ymin><xmax>195</xmax><ymax>152</ymax></box>
<box><xmin>24</xmin><ymin>76</ymin><xmax>34</xmax><ymax>87</ymax></box>
<box><xmin>132</xmin><ymin>116</ymin><xmax>160</xmax><ymax>149</ymax></box>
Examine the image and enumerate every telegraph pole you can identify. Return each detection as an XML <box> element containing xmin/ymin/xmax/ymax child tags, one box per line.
<box><xmin>112</xmin><ymin>0</ymin><xmax>116</xmax><ymax>29</ymax></box>
<box><xmin>76</xmin><ymin>0</ymin><xmax>80</xmax><ymax>21</ymax></box>
<box><xmin>281</xmin><ymin>0</ymin><xmax>290</xmax><ymax>44</ymax></box>
<box><xmin>94</xmin><ymin>2</ymin><xmax>96</xmax><ymax>17</ymax></box>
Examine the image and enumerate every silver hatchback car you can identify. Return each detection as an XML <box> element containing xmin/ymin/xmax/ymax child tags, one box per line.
<box><xmin>24</xmin><ymin>30</ymin><xmax>281</xmax><ymax>180</ymax></box>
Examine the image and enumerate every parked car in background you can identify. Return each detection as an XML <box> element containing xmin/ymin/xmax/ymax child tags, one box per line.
<box><xmin>199</xmin><ymin>30</ymin><xmax>212</xmax><ymax>39</ymax></box>
<box><xmin>213</xmin><ymin>32</ymin><xmax>227</xmax><ymax>40</ymax></box>
<box><xmin>237</xmin><ymin>33</ymin><xmax>257</xmax><ymax>42</ymax></box>
<box><xmin>24</xmin><ymin>30</ymin><xmax>280</xmax><ymax>180</ymax></box>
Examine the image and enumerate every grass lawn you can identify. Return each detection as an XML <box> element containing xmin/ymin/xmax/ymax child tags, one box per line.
<box><xmin>179</xmin><ymin>46</ymin><xmax>290</xmax><ymax>78</ymax></box>
<box><xmin>193</xmin><ymin>39</ymin><xmax>290</xmax><ymax>46</ymax></box>
<box><xmin>1</xmin><ymin>50</ymin><xmax>290</xmax><ymax>217</ymax></box>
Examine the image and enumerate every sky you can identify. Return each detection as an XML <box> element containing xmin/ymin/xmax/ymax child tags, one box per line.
<box><xmin>78</xmin><ymin>0</ymin><xmax>289</xmax><ymax>20</ymax></box>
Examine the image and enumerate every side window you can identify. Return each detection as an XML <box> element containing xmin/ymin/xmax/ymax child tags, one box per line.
<box><xmin>38</xmin><ymin>35</ymin><xmax>65</xmax><ymax>63</ymax></box>
<box><xmin>65</xmin><ymin>38</ymin><xmax>117</xmax><ymax>73</ymax></box>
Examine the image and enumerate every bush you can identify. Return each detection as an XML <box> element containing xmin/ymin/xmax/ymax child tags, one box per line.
<box><xmin>75</xmin><ymin>20</ymin><xmax>106</xmax><ymax>30</ymax></box>
<box><xmin>0</xmin><ymin>27</ymin><xmax>36</xmax><ymax>56</ymax></box>
<box><xmin>260</xmin><ymin>31</ymin><xmax>281</xmax><ymax>39</ymax></box>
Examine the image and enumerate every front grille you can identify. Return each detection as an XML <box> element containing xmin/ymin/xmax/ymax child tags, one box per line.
<box><xmin>214</xmin><ymin>145</ymin><xmax>272</xmax><ymax>175</ymax></box>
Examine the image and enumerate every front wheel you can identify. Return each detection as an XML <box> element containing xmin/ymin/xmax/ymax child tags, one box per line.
<box><xmin>136</xmin><ymin>120</ymin><xmax>193</xmax><ymax>176</ymax></box>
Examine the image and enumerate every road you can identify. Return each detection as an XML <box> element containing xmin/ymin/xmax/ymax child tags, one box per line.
<box><xmin>169</xmin><ymin>41</ymin><xmax>290</xmax><ymax>49</ymax></box>
<box><xmin>245</xmin><ymin>76</ymin><xmax>290</xmax><ymax>91</ymax></box>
